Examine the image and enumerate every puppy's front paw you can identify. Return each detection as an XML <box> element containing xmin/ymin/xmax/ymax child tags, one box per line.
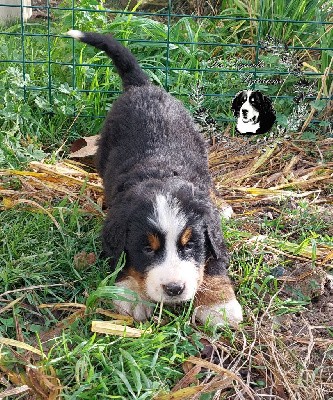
<box><xmin>194</xmin><ymin>298</ymin><xmax>243</xmax><ymax>328</ymax></box>
<box><xmin>112</xmin><ymin>278</ymin><xmax>153</xmax><ymax>321</ymax></box>
<box><xmin>194</xmin><ymin>275</ymin><xmax>243</xmax><ymax>328</ymax></box>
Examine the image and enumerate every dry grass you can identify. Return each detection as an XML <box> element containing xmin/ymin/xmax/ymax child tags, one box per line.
<box><xmin>2</xmin><ymin>135</ymin><xmax>332</xmax><ymax>262</ymax></box>
<box><xmin>210</xmin><ymin>136</ymin><xmax>333</xmax><ymax>195</ymax></box>
<box><xmin>1</xmin><ymin>136</ymin><xmax>332</xmax><ymax>212</ymax></box>
<box><xmin>0</xmin><ymin>160</ymin><xmax>104</xmax><ymax>216</ymax></box>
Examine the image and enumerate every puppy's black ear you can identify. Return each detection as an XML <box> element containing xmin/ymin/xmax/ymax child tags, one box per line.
<box><xmin>262</xmin><ymin>95</ymin><xmax>276</xmax><ymax>119</ymax></box>
<box><xmin>253</xmin><ymin>91</ymin><xmax>276</xmax><ymax>133</ymax></box>
<box><xmin>204</xmin><ymin>206</ymin><xmax>230</xmax><ymax>275</ymax></box>
<box><xmin>254</xmin><ymin>91</ymin><xmax>275</xmax><ymax>118</ymax></box>
<box><xmin>231</xmin><ymin>91</ymin><xmax>246</xmax><ymax>117</ymax></box>
<box><xmin>101</xmin><ymin>203</ymin><xmax>131</xmax><ymax>270</ymax></box>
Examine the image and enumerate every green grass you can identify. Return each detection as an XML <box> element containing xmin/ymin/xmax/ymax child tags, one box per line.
<box><xmin>1</xmin><ymin>196</ymin><xmax>329</xmax><ymax>397</ymax></box>
<box><xmin>40</xmin><ymin>320</ymin><xmax>201</xmax><ymax>398</ymax></box>
<box><xmin>0</xmin><ymin>205</ymin><xmax>102</xmax><ymax>301</ymax></box>
<box><xmin>0</xmin><ymin>204</ymin><xmax>212</xmax><ymax>397</ymax></box>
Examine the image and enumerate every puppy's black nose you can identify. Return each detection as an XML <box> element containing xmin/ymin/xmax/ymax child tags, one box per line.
<box><xmin>242</xmin><ymin>109</ymin><xmax>248</xmax><ymax>116</ymax></box>
<box><xmin>162</xmin><ymin>282</ymin><xmax>185</xmax><ymax>297</ymax></box>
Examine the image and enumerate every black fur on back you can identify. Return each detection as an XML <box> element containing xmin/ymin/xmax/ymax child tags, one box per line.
<box><xmin>72</xmin><ymin>32</ymin><xmax>230</xmax><ymax>277</ymax></box>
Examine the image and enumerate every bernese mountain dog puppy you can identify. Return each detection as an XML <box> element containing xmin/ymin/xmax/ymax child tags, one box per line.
<box><xmin>68</xmin><ymin>30</ymin><xmax>243</xmax><ymax>327</ymax></box>
<box><xmin>231</xmin><ymin>90</ymin><xmax>276</xmax><ymax>135</ymax></box>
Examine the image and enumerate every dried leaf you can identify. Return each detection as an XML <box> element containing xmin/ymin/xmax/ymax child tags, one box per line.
<box><xmin>39</xmin><ymin>302</ymin><xmax>86</xmax><ymax>310</ymax></box>
<box><xmin>187</xmin><ymin>357</ymin><xmax>255</xmax><ymax>399</ymax></box>
<box><xmin>0</xmin><ymin>338</ymin><xmax>43</xmax><ymax>356</ymax></box>
<box><xmin>38</xmin><ymin>303</ymin><xmax>133</xmax><ymax>323</ymax></box>
<box><xmin>302</xmin><ymin>62</ymin><xmax>319</xmax><ymax>73</ymax></box>
<box><xmin>95</xmin><ymin>308</ymin><xmax>134</xmax><ymax>323</ymax></box>
<box><xmin>171</xmin><ymin>365</ymin><xmax>201</xmax><ymax>392</ymax></box>
<box><xmin>29</xmin><ymin>161</ymin><xmax>103</xmax><ymax>191</ymax></box>
<box><xmin>0</xmin><ymin>296</ymin><xmax>23</xmax><ymax>315</ymax></box>
<box><xmin>2</xmin><ymin>197</ymin><xmax>16</xmax><ymax>209</ymax></box>
<box><xmin>0</xmin><ymin>384</ymin><xmax>30</xmax><ymax>398</ymax></box>
<box><xmin>73</xmin><ymin>251</ymin><xmax>97</xmax><ymax>270</ymax></box>
<box><xmin>25</xmin><ymin>366</ymin><xmax>61</xmax><ymax>399</ymax></box>
<box><xmin>154</xmin><ymin>385</ymin><xmax>205</xmax><ymax>400</ymax></box>
<box><xmin>70</xmin><ymin>135</ymin><xmax>99</xmax><ymax>159</ymax></box>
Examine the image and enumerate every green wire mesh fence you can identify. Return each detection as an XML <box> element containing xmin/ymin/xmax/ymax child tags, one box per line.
<box><xmin>0</xmin><ymin>0</ymin><xmax>332</xmax><ymax>141</ymax></box>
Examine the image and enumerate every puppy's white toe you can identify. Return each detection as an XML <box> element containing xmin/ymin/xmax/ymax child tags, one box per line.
<box><xmin>194</xmin><ymin>298</ymin><xmax>243</xmax><ymax>328</ymax></box>
<box><xmin>113</xmin><ymin>298</ymin><xmax>153</xmax><ymax>321</ymax></box>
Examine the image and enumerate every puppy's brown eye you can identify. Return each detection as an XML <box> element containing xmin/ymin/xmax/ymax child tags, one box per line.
<box><xmin>143</xmin><ymin>245</ymin><xmax>155</xmax><ymax>255</ymax></box>
<box><xmin>183</xmin><ymin>244</ymin><xmax>194</xmax><ymax>254</ymax></box>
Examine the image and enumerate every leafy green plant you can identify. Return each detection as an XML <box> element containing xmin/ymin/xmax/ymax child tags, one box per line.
<box><xmin>0</xmin><ymin>0</ymin><xmax>331</xmax><ymax>150</ymax></box>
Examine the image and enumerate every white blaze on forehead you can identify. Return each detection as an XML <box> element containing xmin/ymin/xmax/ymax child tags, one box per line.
<box><xmin>150</xmin><ymin>193</ymin><xmax>186</xmax><ymax>236</ymax></box>
<box><xmin>146</xmin><ymin>193</ymin><xmax>201</xmax><ymax>303</ymax></box>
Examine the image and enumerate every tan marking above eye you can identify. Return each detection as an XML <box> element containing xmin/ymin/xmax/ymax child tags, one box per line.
<box><xmin>147</xmin><ymin>233</ymin><xmax>161</xmax><ymax>251</ymax></box>
<box><xmin>180</xmin><ymin>227</ymin><xmax>192</xmax><ymax>247</ymax></box>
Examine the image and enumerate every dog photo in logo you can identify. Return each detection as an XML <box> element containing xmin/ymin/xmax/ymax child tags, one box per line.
<box><xmin>231</xmin><ymin>90</ymin><xmax>276</xmax><ymax>135</ymax></box>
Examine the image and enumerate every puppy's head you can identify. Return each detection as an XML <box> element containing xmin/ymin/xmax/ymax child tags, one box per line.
<box><xmin>232</xmin><ymin>90</ymin><xmax>259</xmax><ymax>124</ymax></box>
<box><xmin>102</xmin><ymin>184</ymin><xmax>228</xmax><ymax>303</ymax></box>
<box><xmin>232</xmin><ymin>90</ymin><xmax>276</xmax><ymax>134</ymax></box>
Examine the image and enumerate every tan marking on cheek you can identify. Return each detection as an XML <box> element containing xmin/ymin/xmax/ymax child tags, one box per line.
<box><xmin>180</xmin><ymin>227</ymin><xmax>192</xmax><ymax>247</ymax></box>
<box><xmin>147</xmin><ymin>233</ymin><xmax>161</xmax><ymax>251</ymax></box>
<box><xmin>194</xmin><ymin>275</ymin><xmax>236</xmax><ymax>308</ymax></box>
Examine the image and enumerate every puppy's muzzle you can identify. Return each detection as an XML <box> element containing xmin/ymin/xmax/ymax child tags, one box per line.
<box><xmin>162</xmin><ymin>282</ymin><xmax>185</xmax><ymax>297</ymax></box>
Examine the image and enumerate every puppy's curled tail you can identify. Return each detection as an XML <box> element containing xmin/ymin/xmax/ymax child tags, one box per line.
<box><xmin>67</xmin><ymin>30</ymin><xmax>149</xmax><ymax>90</ymax></box>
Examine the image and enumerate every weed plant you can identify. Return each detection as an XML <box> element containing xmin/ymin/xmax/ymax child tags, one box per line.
<box><xmin>0</xmin><ymin>0</ymin><xmax>331</xmax><ymax>166</ymax></box>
